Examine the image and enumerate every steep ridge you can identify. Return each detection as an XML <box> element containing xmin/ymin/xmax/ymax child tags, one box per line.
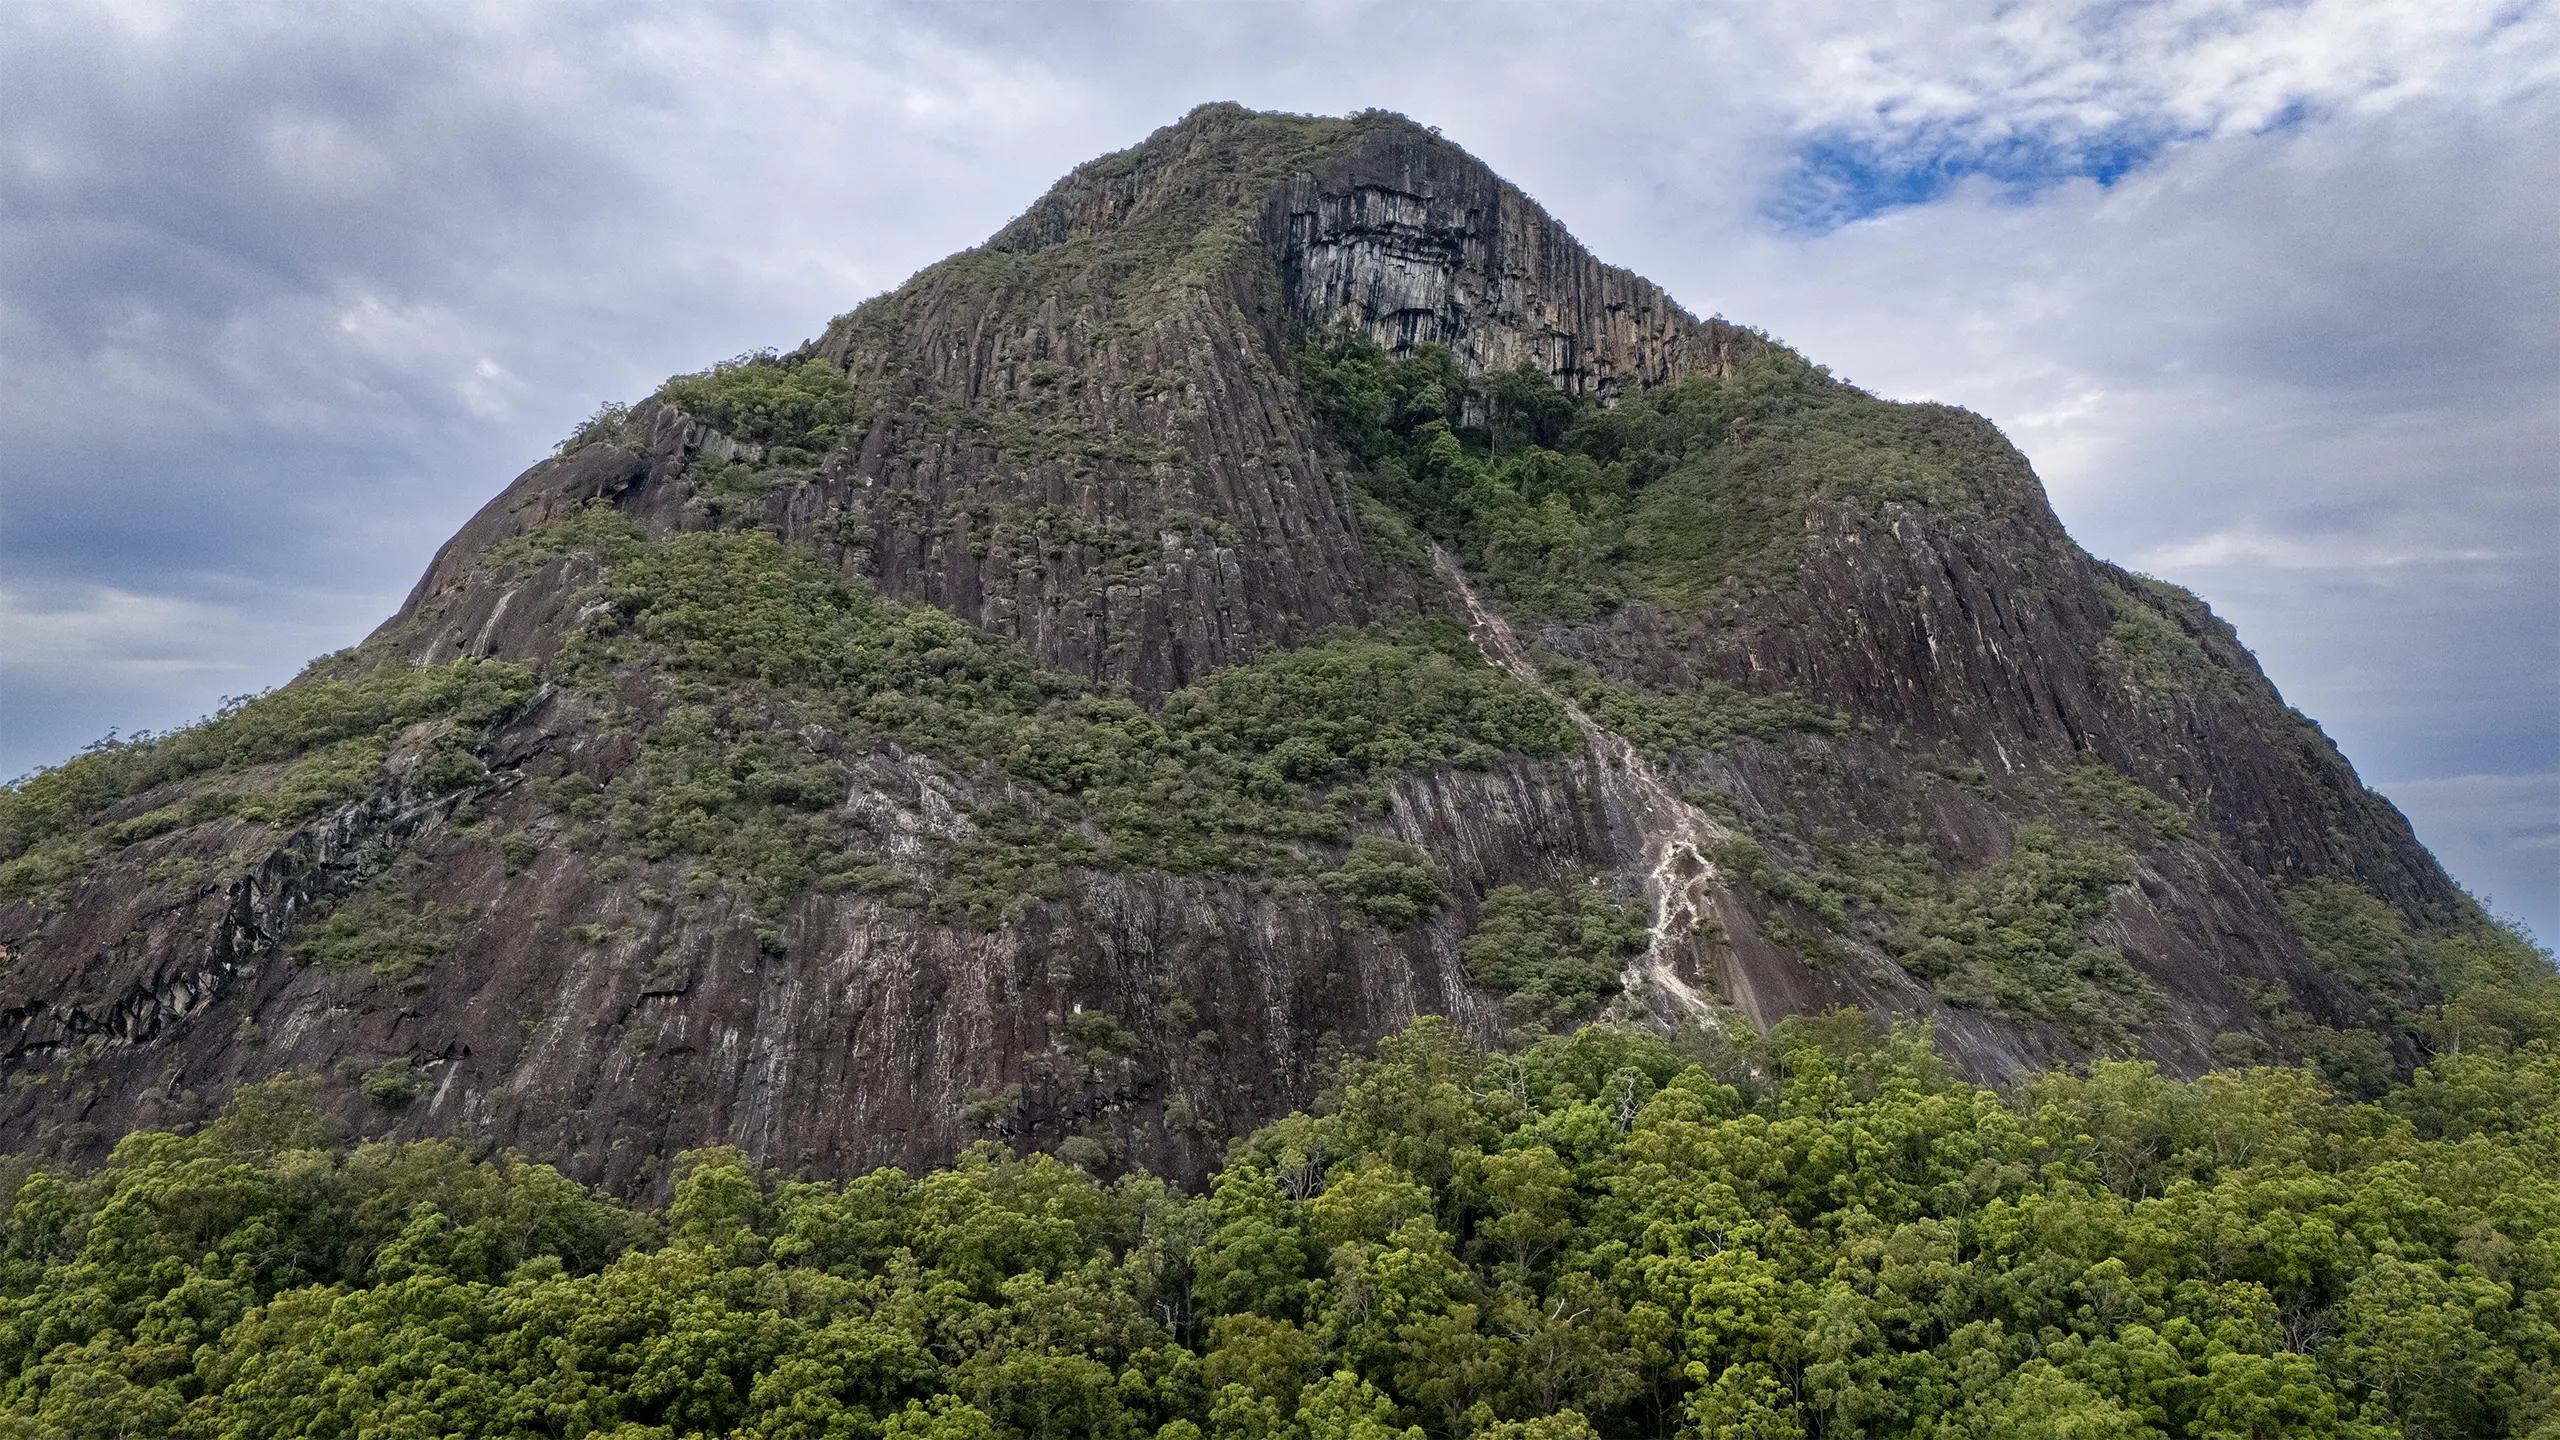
<box><xmin>0</xmin><ymin>104</ymin><xmax>2478</xmax><ymax>1193</ymax></box>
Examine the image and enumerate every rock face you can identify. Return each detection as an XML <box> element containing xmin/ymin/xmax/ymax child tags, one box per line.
<box><xmin>0</xmin><ymin>104</ymin><xmax>2467</xmax><ymax>1194</ymax></box>
<box><xmin>1272</xmin><ymin>122</ymin><xmax>1756</xmax><ymax>397</ymax></box>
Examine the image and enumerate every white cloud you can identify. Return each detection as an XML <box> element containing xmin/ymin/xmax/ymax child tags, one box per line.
<box><xmin>0</xmin><ymin>584</ymin><xmax>251</xmax><ymax>685</ymax></box>
<box><xmin>262</xmin><ymin>111</ymin><xmax>391</xmax><ymax>195</ymax></box>
<box><xmin>1767</xmin><ymin>0</ymin><xmax>2550</xmax><ymax>140</ymax></box>
<box><xmin>2143</xmin><ymin>530</ymin><xmax>2509</xmax><ymax>571</ymax></box>
<box><xmin>0</xmin><ymin>582</ymin><xmax>348</xmax><ymax>774</ymax></box>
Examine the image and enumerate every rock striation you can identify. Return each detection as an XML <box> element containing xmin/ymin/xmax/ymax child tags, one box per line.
<box><xmin>1272</xmin><ymin>120</ymin><xmax>1757</xmax><ymax>397</ymax></box>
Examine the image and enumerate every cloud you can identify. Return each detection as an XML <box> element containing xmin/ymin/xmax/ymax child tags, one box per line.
<box><xmin>2141</xmin><ymin>530</ymin><xmax>2508</xmax><ymax>571</ymax></box>
<box><xmin>2381</xmin><ymin>773</ymin><xmax>2560</xmax><ymax>941</ymax></box>
<box><xmin>0</xmin><ymin>584</ymin><xmax>256</xmax><ymax>690</ymax></box>
<box><xmin>0</xmin><ymin>580</ymin><xmax>364</xmax><ymax>777</ymax></box>
<box><xmin>1758</xmin><ymin>0</ymin><xmax>2553</xmax><ymax>226</ymax></box>
<box><xmin>1</xmin><ymin>0</ymin><xmax>2552</xmax><ymax>935</ymax></box>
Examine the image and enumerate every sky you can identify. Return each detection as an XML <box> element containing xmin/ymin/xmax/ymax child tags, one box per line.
<box><xmin>3</xmin><ymin>0</ymin><xmax>2554</xmax><ymax>939</ymax></box>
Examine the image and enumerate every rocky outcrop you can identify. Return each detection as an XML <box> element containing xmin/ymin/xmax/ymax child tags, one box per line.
<box><xmin>0</xmin><ymin>733</ymin><xmax>1617</xmax><ymax>1191</ymax></box>
<box><xmin>0</xmin><ymin>784</ymin><xmax>454</xmax><ymax>1064</ymax></box>
<box><xmin>1273</xmin><ymin>118</ymin><xmax>1758</xmax><ymax>396</ymax></box>
<box><xmin>1543</xmin><ymin>488</ymin><xmax>2463</xmax><ymax>927</ymax></box>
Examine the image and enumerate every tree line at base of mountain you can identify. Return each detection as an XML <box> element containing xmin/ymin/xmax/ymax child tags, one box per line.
<box><xmin>6</xmin><ymin>920</ymin><xmax>2554</xmax><ymax>1440</ymax></box>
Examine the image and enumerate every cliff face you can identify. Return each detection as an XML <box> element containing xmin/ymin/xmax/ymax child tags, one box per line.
<box><xmin>1272</xmin><ymin>122</ymin><xmax>1757</xmax><ymax>397</ymax></box>
<box><xmin>0</xmin><ymin>104</ymin><xmax>2469</xmax><ymax>1192</ymax></box>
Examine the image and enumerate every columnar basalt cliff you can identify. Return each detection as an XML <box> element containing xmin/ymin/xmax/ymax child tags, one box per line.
<box><xmin>0</xmin><ymin>104</ymin><xmax>2477</xmax><ymax>1194</ymax></box>
<box><xmin>1272</xmin><ymin>122</ymin><xmax>1755</xmax><ymax>397</ymax></box>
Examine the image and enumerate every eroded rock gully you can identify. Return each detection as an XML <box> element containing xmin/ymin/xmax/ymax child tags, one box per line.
<box><xmin>1434</xmin><ymin>547</ymin><xmax>1726</xmax><ymax>1024</ymax></box>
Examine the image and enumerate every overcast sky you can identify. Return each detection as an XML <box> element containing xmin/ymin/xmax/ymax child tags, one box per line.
<box><xmin>4</xmin><ymin>0</ymin><xmax>2554</xmax><ymax>938</ymax></box>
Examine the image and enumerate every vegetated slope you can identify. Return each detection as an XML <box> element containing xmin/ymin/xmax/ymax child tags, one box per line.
<box><xmin>0</xmin><ymin>104</ymin><xmax>2519</xmax><ymax>1197</ymax></box>
<box><xmin>6</xmin><ymin>1004</ymin><xmax>2559</xmax><ymax>1437</ymax></box>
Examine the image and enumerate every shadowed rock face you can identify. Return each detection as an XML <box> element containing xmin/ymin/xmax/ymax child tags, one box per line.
<box><xmin>0</xmin><ymin>104</ymin><xmax>2465</xmax><ymax>1194</ymax></box>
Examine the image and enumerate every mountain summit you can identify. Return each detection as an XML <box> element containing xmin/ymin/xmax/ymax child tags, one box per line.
<box><xmin>0</xmin><ymin>105</ymin><xmax>2481</xmax><ymax>1192</ymax></box>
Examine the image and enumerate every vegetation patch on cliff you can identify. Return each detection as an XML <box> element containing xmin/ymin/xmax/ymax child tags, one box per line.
<box><xmin>1460</xmin><ymin>883</ymin><xmax>1649</xmax><ymax>1025</ymax></box>
<box><xmin>2061</xmin><ymin>758</ymin><xmax>2193</xmax><ymax>841</ymax></box>
<box><xmin>2097</xmin><ymin>574</ymin><xmax>2248</xmax><ymax>704</ymax></box>
<box><xmin>1878</xmin><ymin>826</ymin><xmax>2159</xmax><ymax>1046</ymax></box>
<box><xmin>499</xmin><ymin>508</ymin><xmax>1574</xmax><ymax>926</ymax></box>
<box><xmin>2284</xmin><ymin>879</ymin><xmax>2443</xmax><ymax>1026</ymax></box>
<box><xmin>1318</xmin><ymin>838</ymin><xmax>1451</xmax><ymax>929</ymax></box>
<box><xmin>0</xmin><ymin>659</ymin><xmax>535</xmax><ymax>901</ymax></box>
<box><xmin>290</xmin><ymin>884</ymin><xmax>459</xmax><ymax>983</ymax></box>
<box><xmin>1720</xmin><ymin>827</ymin><xmax>2161</xmax><ymax>1048</ymax></box>
<box><xmin>1301</xmin><ymin>333</ymin><xmax>2028</xmax><ymax>614</ymax></box>
<box><xmin>2255</xmin><ymin>880</ymin><xmax>2556</xmax><ymax>1093</ymax></box>
<box><xmin>656</xmin><ymin>349</ymin><xmax>861</xmax><ymax>466</ymax></box>
<box><xmin>1533</xmin><ymin>657</ymin><xmax>1841</xmax><ymax>755</ymax></box>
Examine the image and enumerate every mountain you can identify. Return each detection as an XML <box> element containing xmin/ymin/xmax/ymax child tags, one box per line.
<box><xmin>0</xmin><ymin>104</ymin><xmax>2489</xmax><ymax>1194</ymax></box>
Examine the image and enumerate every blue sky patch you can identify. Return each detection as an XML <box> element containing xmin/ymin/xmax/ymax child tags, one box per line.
<box><xmin>1766</xmin><ymin>123</ymin><xmax>2176</xmax><ymax>233</ymax></box>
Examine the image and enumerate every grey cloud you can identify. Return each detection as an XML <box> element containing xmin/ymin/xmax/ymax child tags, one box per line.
<box><xmin>2386</xmin><ymin>773</ymin><xmax>2560</xmax><ymax>938</ymax></box>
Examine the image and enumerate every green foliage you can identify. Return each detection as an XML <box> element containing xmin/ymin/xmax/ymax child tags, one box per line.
<box><xmin>1700</xmin><ymin>831</ymin><xmax>2172</xmax><ymax>1042</ymax></box>
<box><xmin>555</xmin><ymin>399</ymin><xmax>639</xmax><ymax>456</ymax></box>
<box><xmin>2061</xmin><ymin>759</ymin><xmax>2193</xmax><ymax>840</ymax></box>
<box><xmin>0</xmin><ymin>659</ymin><xmax>536</xmax><ymax>898</ymax></box>
<box><xmin>1061</xmin><ymin>1010</ymin><xmax>1138</xmax><ymax>1064</ymax></box>
<box><xmin>1460</xmin><ymin>885</ymin><xmax>1648</xmax><ymax>1025</ymax></box>
<box><xmin>356</xmin><ymin>1061</ymin><xmax>423</xmax><ymax>1108</ymax></box>
<box><xmin>1536</xmin><ymin>658</ymin><xmax>1840</xmax><ymax>754</ymax></box>
<box><xmin>608</xmin><ymin>702</ymin><xmax>856</xmax><ymax>925</ymax></box>
<box><xmin>1301</xmin><ymin>333</ymin><xmax>2024</xmax><ymax>615</ymax></box>
<box><xmin>1320</xmin><ymin>839</ymin><xmax>1450</xmax><ymax>930</ymax></box>
<box><xmin>1604</xmin><ymin>354</ymin><xmax>1995</xmax><ymax>603</ymax></box>
<box><xmin>2427</xmin><ymin>916</ymin><xmax>2560</xmax><ymax>1058</ymax></box>
<box><xmin>494</xmin><ymin>832</ymin><xmax>540</xmax><ymax>874</ymax></box>
<box><xmin>1167</xmin><ymin>630</ymin><xmax>1580</xmax><ymax>782</ymax></box>
<box><xmin>1300</xmin><ymin>337</ymin><xmax>1625</xmax><ymax>618</ymax></box>
<box><xmin>288</xmin><ymin>887</ymin><xmax>456</xmax><ymax>982</ymax></box>
<box><xmin>657</xmin><ymin>350</ymin><xmax>861</xmax><ymax>465</ymax></box>
<box><xmin>2272</xmin><ymin>881</ymin><xmax>2560</xmax><ymax>1088</ymax></box>
<box><xmin>2097</xmin><ymin>576</ymin><xmax>2240</xmax><ymax>701</ymax></box>
<box><xmin>0</xmin><ymin>838</ymin><xmax>96</xmax><ymax>905</ymax></box>
<box><xmin>1707</xmin><ymin>835</ymin><xmax>1856</xmax><ymax>934</ymax></box>
<box><xmin>504</xmin><ymin>511</ymin><xmax>1574</xmax><ymax>927</ymax></box>
<box><xmin>1297</xmin><ymin>338</ymin><xmax>1846</xmax><ymax>751</ymax></box>
<box><xmin>10</xmin><ymin>958</ymin><xmax>2558</xmax><ymax>1439</ymax></box>
<box><xmin>1883</xmin><ymin>827</ymin><xmax>2161</xmax><ymax>1046</ymax></box>
<box><xmin>2284</xmin><ymin>879</ymin><xmax>2439</xmax><ymax>1025</ymax></box>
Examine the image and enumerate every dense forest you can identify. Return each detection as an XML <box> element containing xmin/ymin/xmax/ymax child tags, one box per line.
<box><xmin>4</xmin><ymin>911</ymin><xmax>2553</xmax><ymax>1438</ymax></box>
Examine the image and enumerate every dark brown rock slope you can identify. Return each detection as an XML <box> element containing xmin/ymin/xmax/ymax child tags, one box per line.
<box><xmin>0</xmin><ymin>105</ymin><xmax>2466</xmax><ymax>1193</ymax></box>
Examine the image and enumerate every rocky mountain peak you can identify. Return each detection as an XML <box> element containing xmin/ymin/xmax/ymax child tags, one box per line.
<box><xmin>0</xmin><ymin>106</ymin><xmax>2488</xmax><ymax>1196</ymax></box>
<box><xmin>967</xmin><ymin>101</ymin><xmax>1752</xmax><ymax>398</ymax></box>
